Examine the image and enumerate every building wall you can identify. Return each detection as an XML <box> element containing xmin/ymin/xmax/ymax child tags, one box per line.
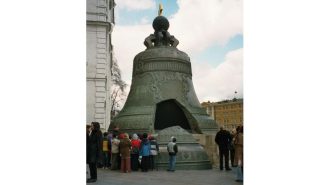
<box><xmin>202</xmin><ymin>99</ymin><xmax>243</xmax><ymax>131</ymax></box>
<box><xmin>86</xmin><ymin>0</ymin><xmax>115</xmax><ymax>132</ymax></box>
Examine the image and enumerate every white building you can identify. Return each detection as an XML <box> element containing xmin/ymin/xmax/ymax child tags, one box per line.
<box><xmin>86</xmin><ymin>0</ymin><xmax>115</xmax><ymax>131</ymax></box>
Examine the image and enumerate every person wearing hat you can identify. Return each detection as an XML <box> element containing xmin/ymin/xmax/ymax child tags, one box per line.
<box><xmin>119</xmin><ymin>133</ymin><xmax>131</xmax><ymax>173</ymax></box>
<box><xmin>139</xmin><ymin>133</ymin><xmax>151</xmax><ymax>172</ymax></box>
<box><xmin>167</xmin><ymin>136</ymin><xmax>178</xmax><ymax>172</ymax></box>
<box><xmin>130</xmin><ymin>133</ymin><xmax>141</xmax><ymax>171</ymax></box>
<box><xmin>110</xmin><ymin>133</ymin><xmax>120</xmax><ymax>170</ymax></box>
<box><xmin>149</xmin><ymin>136</ymin><xmax>159</xmax><ymax>170</ymax></box>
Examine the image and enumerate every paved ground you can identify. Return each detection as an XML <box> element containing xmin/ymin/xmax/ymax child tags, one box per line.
<box><xmin>88</xmin><ymin>167</ymin><xmax>243</xmax><ymax>185</ymax></box>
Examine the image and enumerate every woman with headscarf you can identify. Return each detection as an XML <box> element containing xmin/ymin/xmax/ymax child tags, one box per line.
<box><xmin>130</xmin><ymin>133</ymin><xmax>141</xmax><ymax>171</ymax></box>
<box><xmin>110</xmin><ymin>132</ymin><xmax>120</xmax><ymax>170</ymax></box>
<box><xmin>87</xmin><ymin>122</ymin><xmax>103</xmax><ymax>183</ymax></box>
<box><xmin>119</xmin><ymin>133</ymin><xmax>132</xmax><ymax>173</ymax></box>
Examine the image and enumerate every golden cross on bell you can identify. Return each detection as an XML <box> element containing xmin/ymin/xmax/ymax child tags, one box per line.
<box><xmin>158</xmin><ymin>3</ymin><xmax>163</xmax><ymax>16</ymax></box>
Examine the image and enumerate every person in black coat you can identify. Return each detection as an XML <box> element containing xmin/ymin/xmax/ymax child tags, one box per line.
<box><xmin>215</xmin><ymin>127</ymin><xmax>232</xmax><ymax>171</ymax></box>
<box><xmin>87</xmin><ymin>122</ymin><xmax>103</xmax><ymax>183</ymax></box>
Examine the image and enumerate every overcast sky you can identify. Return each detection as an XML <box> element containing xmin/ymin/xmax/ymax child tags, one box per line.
<box><xmin>113</xmin><ymin>0</ymin><xmax>243</xmax><ymax>103</ymax></box>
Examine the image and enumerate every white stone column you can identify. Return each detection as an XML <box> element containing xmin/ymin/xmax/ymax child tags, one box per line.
<box><xmin>86</xmin><ymin>0</ymin><xmax>115</xmax><ymax>132</ymax></box>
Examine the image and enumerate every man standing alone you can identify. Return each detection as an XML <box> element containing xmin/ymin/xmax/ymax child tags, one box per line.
<box><xmin>215</xmin><ymin>127</ymin><xmax>232</xmax><ymax>171</ymax></box>
<box><xmin>87</xmin><ymin>122</ymin><xmax>103</xmax><ymax>183</ymax></box>
<box><xmin>167</xmin><ymin>136</ymin><xmax>178</xmax><ymax>172</ymax></box>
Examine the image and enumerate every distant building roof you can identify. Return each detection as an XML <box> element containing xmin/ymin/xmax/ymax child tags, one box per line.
<box><xmin>201</xmin><ymin>98</ymin><xmax>243</xmax><ymax>106</ymax></box>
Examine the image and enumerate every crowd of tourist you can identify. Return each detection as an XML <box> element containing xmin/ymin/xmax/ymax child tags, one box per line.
<box><xmin>87</xmin><ymin>122</ymin><xmax>242</xmax><ymax>183</ymax></box>
<box><xmin>86</xmin><ymin>122</ymin><xmax>175</xmax><ymax>183</ymax></box>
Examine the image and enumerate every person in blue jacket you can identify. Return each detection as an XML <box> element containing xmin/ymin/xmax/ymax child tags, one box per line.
<box><xmin>139</xmin><ymin>133</ymin><xmax>151</xmax><ymax>172</ymax></box>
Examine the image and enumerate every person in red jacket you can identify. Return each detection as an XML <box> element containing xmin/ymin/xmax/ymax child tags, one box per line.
<box><xmin>130</xmin><ymin>133</ymin><xmax>141</xmax><ymax>171</ymax></box>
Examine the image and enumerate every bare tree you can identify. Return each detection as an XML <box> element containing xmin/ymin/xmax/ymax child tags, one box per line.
<box><xmin>110</xmin><ymin>58</ymin><xmax>127</xmax><ymax>118</ymax></box>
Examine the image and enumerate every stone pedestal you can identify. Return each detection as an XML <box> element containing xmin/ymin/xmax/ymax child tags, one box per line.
<box><xmin>192</xmin><ymin>134</ymin><xmax>219</xmax><ymax>168</ymax></box>
<box><xmin>155</xmin><ymin>126</ymin><xmax>212</xmax><ymax>170</ymax></box>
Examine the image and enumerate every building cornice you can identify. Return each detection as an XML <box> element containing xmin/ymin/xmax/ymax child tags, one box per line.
<box><xmin>87</xmin><ymin>20</ymin><xmax>112</xmax><ymax>27</ymax></box>
<box><xmin>87</xmin><ymin>11</ymin><xmax>108</xmax><ymax>17</ymax></box>
<box><xmin>87</xmin><ymin>20</ymin><xmax>114</xmax><ymax>32</ymax></box>
<box><xmin>87</xmin><ymin>77</ymin><xmax>107</xmax><ymax>81</ymax></box>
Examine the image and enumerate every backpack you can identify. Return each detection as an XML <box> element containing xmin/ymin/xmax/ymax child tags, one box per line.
<box><xmin>150</xmin><ymin>142</ymin><xmax>158</xmax><ymax>155</ymax></box>
<box><xmin>131</xmin><ymin>147</ymin><xmax>139</xmax><ymax>154</ymax></box>
<box><xmin>140</xmin><ymin>142</ymin><xmax>151</xmax><ymax>156</ymax></box>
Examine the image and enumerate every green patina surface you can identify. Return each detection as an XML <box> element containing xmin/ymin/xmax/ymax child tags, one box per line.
<box><xmin>109</xmin><ymin>16</ymin><xmax>218</xmax><ymax>169</ymax></box>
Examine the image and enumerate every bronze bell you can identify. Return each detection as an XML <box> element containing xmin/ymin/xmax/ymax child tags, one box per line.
<box><xmin>109</xmin><ymin>15</ymin><xmax>218</xmax><ymax>169</ymax></box>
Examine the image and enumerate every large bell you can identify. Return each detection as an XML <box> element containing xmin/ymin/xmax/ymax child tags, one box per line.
<box><xmin>109</xmin><ymin>15</ymin><xmax>218</xmax><ymax>169</ymax></box>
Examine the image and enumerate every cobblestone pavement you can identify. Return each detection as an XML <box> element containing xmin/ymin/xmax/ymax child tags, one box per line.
<box><xmin>88</xmin><ymin>167</ymin><xmax>243</xmax><ymax>185</ymax></box>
